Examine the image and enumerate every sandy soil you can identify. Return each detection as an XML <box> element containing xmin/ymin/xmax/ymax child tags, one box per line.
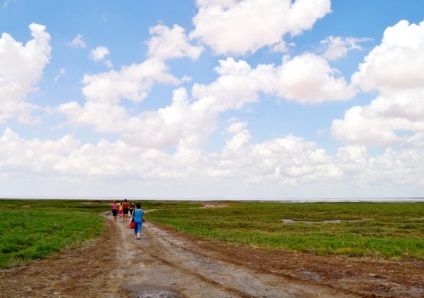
<box><xmin>1</xmin><ymin>212</ymin><xmax>423</xmax><ymax>298</ymax></box>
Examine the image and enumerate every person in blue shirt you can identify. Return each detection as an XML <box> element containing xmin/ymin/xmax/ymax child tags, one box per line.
<box><xmin>132</xmin><ymin>203</ymin><xmax>144</xmax><ymax>240</ymax></box>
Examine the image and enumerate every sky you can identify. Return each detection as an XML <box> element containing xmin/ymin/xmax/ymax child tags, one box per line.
<box><xmin>1</xmin><ymin>0</ymin><xmax>424</xmax><ymax>200</ymax></box>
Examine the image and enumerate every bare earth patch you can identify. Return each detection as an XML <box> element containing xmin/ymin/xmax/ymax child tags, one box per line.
<box><xmin>1</xmin><ymin>214</ymin><xmax>423</xmax><ymax>297</ymax></box>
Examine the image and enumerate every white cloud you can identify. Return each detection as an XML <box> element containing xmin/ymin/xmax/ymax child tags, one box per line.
<box><xmin>333</xmin><ymin>21</ymin><xmax>424</xmax><ymax>147</ymax></box>
<box><xmin>352</xmin><ymin>20</ymin><xmax>424</xmax><ymax>92</ymax></box>
<box><xmin>276</xmin><ymin>53</ymin><xmax>357</xmax><ymax>103</ymax></box>
<box><xmin>58</xmin><ymin>101</ymin><xmax>131</xmax><ymax>133</ymax></box>
<box><xmin>211</xmin><ymin>132</ymin><xmax>339</xmax><ymax>185</ymax></box>
<box><xmin>225</xmin><ymin>129</ymin><xmax>251</xmax><ymax>153</ymax></box>
<box><xmin>331</xmin><ymin>105</ymin><xmax>405</xmax><ymax>147</ymax></box>
<box><xmin>2</xmin><ymin>123</ymin><xmax>424</xmax><ymax>198</ymax></box>
<box><xmin>60</xmin><ymin>57</ymin><xmax>271</xmax><ymax>149</ymax></box>
<box><xmin>147</xmin><ymin>24</ymin><xmax>203</xmax><ymax>60</ymax></box>
<box><xmin>0</xmin><ymin>128</ymin><xmax>79</xmax><ymax>174</ymax></box>
<box><xmin>226</xmin><ymin>121</ymin><xmax>248</xmax><ymax>134</ymax></box>
<box><xmin>81</xmin><ymin>58</ymin><xmax>180</xmax><ymax>105</ymax></box>
<box><xmin>193</xmin><ymin>55</ymin><xmax>357</xmax><ymax>106</ymax></box>
<box><xmin>55</xmin><ymin>139</ymin><xmax>143</xmax><ymax>177</ymax></box>
<box><xmin>332</xmin><ymin>89</ymin><xmax>424</xmax><ymax>146</ymax></box>
<box><xmin>89</xmin><ymin>46</ymin><xmax>112</xmax><ymax>68</ymax></box>
<box><xmin>333</xmin><ymin>143</ymin><xmax>424</xmax><ymax>188</ymax></box>
<box><xmin>68</xmin><ymin>34</ymin><xmax>86</xmax><ymax>48</ymax></box>
<box><xmin>60</xmin><ymin>54</ymin><xmax>359</xmax><ymax>150</ymax></box>
<box><xmin>5</xmin><ymin>127</ymin><xmax>333</xmax><ymax>189</ymax></box>
<box><xmin>2</xmin><ymin>4</ymin><xmax>424</xmax><ymax>200</ymax></box>
<box><xmin>57</xmin><ymin>12</ymin><xmax>359</xmax><ymax>156</ymax></box>
<box><xmin>270</xmin><ymin>41</ymin><xmax>289</xmax><ymax>53</ymax></box>
<box><xmin>191</xmin><ymin>0</ymin><xmax>331</xmax><ymax>56</ymax></box>
<box><xmin>321</xmin><ymin>36</ymin><xmax>371</xmax><ymax>60</ymax></box>
<box><xmin>121</xmin><ymin>87</ymin><xmax>220</xmax><ymax>149</ymax></box>
<box><xmin>60</xmin><ymin>52</ymin><xmax>356</xmax><ymax>155</ymax></box>
<box><xmin>0</xmin><ymin>23</ymin><xmax>51</xmax><ymax>123</ymax></box>
<box><xmin>365</xmin><ymin>138</ymin><xmax>424</xmax><ymax>186</ymax></box>
<box><xmin>58</xmin><ymin>57</ymin><xmax>185</xmax><ymax>136</ymax></box>
<box><xmin>58</xmin><ymin>24</ymin><xmax>207</xmax><ymax>148</ymax></box>
<box><xmin>192</xmin><ymin>58</ymin><xmax>273</xmax><ymax>110</ymax></box>
<box><xmin>335</xmin><ymin>145</ymin><xmax>368</xmax><ymax>174</ymax></box>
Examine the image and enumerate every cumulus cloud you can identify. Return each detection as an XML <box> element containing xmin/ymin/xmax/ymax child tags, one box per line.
<box><xmin>57</xmin><ymin>2</ymin><xmax>351</xmax><ymax>155</ymax></box>
<box><xmin>331</xmin><ymin>105</ymin><xmax>406</xmax><ymax>147</ymax></box>
<box><xmin>60</xmin><ymin>57</ymin><xmax>268</xmax><ymax>149</ymax></box>
<box><xmin>364</xmin><ymin>137</ymin><xmax>424</xmax><ymax>186</ymax></box>
<box><xmin>85</xmin><ymin>54</ymin><xmax>357</xmax><ymax>149</ymax></box>
<box><xmin>62</xmin><ymin>55</ymin><xmax>272</xmax><ymax>150</ymax></box>
<box><xmin>118</xmin><ymin>56</ymin><xmax>277</xmax><ymax>149</ymax></box>
<box><xmin>191</xmin><ymin>0</ymin><xmax>331</xmax><ymax>55</ymax></box>
<box><xmin>3</xmin><ymin>5</ymin><xmax>424</xmax><ymax>200</ymax></box>
<box><xmin>58</xmin><ymin>24</ymin><xmax>205</xmax><ymax>147</ymax></box>
<box><xmin>321</xmin><ymin>36</ymin><xmax>371</xmax><ymax>60</ymax></box>
<box><xmin>0</xmin><ymin>23</ymin><xmax>51</xmax><ymax>123</ymax></box>
<box><xmin>193</xmin><ymin>55</ymin><xmax>357</xmax><ymax>106</ymax></box>
<box><xmin>192</xmin><ymin>58</ymin><xmax>273</xmax><ymax>110</ymax></box>
<box><xmin>352</xmin><ymin>20</ymin><xmax>424</xmax><ymax>92</ymax></box>
<box><xmin>0</xmin><ymin>128</ymin><xmax>79</xmax><ymax>174</ymax></box>
<box><xmin>332</xmin><ymin>89</ymin><xmax>424</xmax><ymax>146</ymax></box>
<box><xmin>276</xmin><ymin>54</ymin><xmax>357</xmax><ymax>103</ymax></box>
<box><xmin>120</xmin><ymin>87</ymin><xmax>220</xmax><ymax>149</ymax></box>
<box><xmin>58</xmin><ymin>57</ymin><xmax>184</xmax><ymax>138</ymax></box>
<box><xmin>147</xmin><ymin>24</ymin><xmax>203</xmax><ymax>60</ymax></box>
<box><xmin>55</xmin><ymin>138</ymin><xmax>144</xmax><ymax>177</ymax></box>
<box><xmin>89</xmin><ymin>46</ymin><xmax>112</xmax><ymax>68</ymax></box>
<box><xmin>2</xmin><ymin>125</ymin><xmax>424</xmax><ymax>198</ymax></box>
<box><xmin>181</xmin><ymin>129</ymin><xmax>424</xmax><ymax>195</ymax></box>
<box><xmin>226</xmin><ymin>121</ymin><xmax>248</xmax><ymax>134</ymax></box>
<box><xmin>210</xmin><ymin>131</ymin><xmax>340</xmax><ymax>186</ymax></box>
<box><xmin>333</xmin><ymin>20</ymin><xmax>424</xmax><ymax>146</ymax></box>
<box><xmin>60</xmin><ymin>53</ymin><xmax>357</xmax><ymax>153</ymax></box>
<box><xmin>82</xmin><ymin>58</ymin><xmax>181</xmax><ymax>104</ymax></box>
<box><xmin>3</xmin><ymin>126</ymin><xmax>334</xmax><ymax>189</ymax></box>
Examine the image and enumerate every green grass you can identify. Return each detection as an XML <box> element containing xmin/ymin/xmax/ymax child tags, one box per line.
<box><xmin>0</xmin><ymin>199</ymin><xmax>199</xmax><ymax>268</ymax></box>
<box><xmin>0</xmin><ymin>202</ymin><xmax>106</xmax><ymax>268</ymax></box>
<box><xmin>1</xmin><ymin>200</ymin><xmax>423</xmax><ymax>268</ymax></box>
<box><xmin>0</xmin><ymin>199</ymin><xmax>117</xmax><ymax>268</ymax></box>
<box><xmin>147</xmin><ymin>201</ymin><xmax>424</xmax><ymax>260</ymax></box>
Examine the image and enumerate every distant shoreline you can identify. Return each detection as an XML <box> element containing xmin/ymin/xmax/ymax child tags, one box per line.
<box><xmin>0</xmin><ymin>196</ymin><xmax>423</xmax><ymax>203</ymax></box>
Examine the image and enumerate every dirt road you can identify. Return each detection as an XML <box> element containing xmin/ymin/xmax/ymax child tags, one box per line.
<box><xmin>1</xmin><ymin>212</ymin><xmax>423</xmax><ymax>297</ymax></box>
<box><xmin>114</xmin><ymin>218</ymin><xmax>357</xmax><ymax>298</ymax></box>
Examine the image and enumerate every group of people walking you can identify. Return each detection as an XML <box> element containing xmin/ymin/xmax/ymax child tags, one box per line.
<box><xmin>111</xmin><ymin>199</ymin><xmax>144</xmax><ymax>240</ymax></box>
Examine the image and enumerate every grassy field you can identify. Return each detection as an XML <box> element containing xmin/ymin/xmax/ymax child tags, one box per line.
<box><xmin>0</xmin><ymin>199</ymin><xmax>194</xmax><ymax>268</ymax></box>
<box><xmin>0</xmin><ymin>199</ymin><xmax>423</xmax><ymax>269</ymax></box>
<box><xmin>0</xmin><ymin>200</ymin><xmax>107</xmax><ymax>268</ymax></box>
<box><xmin>147</xmin><ymin>201</ymin><xmax>424</xmax><ymax>260</ymax></box>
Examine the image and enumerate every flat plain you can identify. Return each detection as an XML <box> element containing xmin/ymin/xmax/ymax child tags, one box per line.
<box><xmin>0</xmin><ymin>199</ymin><xmax>423</xmax><ymax>297</ymax></box>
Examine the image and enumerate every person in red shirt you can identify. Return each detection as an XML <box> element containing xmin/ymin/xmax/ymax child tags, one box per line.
<box><xmin>122</xmin><ymin>199</ymin><xmax>130</xmax><ymax>221</ymax></box>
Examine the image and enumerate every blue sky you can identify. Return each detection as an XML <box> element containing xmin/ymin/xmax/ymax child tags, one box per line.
<box><xmin>1</xmin><ymin>0</ymin><xmax>424</xmax><ymax>200</ymax></box>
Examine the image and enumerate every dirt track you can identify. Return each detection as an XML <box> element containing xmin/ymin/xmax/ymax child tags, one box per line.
<box><xmin>1</xmin><ymin>212</ymin><xmax>424</xmax><ymax>297</ymax></box>
<box><xmin>115</xmin><ymin>219</ymin><xmax>356</xmax><ymax>297</ymax></box>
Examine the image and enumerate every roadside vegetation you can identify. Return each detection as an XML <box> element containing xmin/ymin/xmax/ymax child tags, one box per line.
<box><xmin>0</xmin><ymin>200</ymin><xmax>107</xmax><ymax>268</ymax></box>
<box><xmin>1</xmin><ymin>199</ymin><xmax>423</xmax><ymax>269</ymax></box>
<box><xmin>147</xmin><ymin>201</ymin><xmax>424</xmax><ymax>260</ymax></box>
<box><xmin>0</xmin><ymin>199</ymin><xmax>195</xmax><ymax>268</ymax></box>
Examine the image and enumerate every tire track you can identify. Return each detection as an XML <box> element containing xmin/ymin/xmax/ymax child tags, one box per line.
<box><xmin>110</xmin><ymin>218</ymin><xmax>359</xmax><ymax>298</ymax></box>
